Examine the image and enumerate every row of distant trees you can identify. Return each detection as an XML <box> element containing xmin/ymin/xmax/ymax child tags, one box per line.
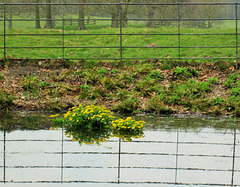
<box><xmin>0</xmin><ymin>0</ymin><xmax>235</xmax><ymax>30</ymax></box>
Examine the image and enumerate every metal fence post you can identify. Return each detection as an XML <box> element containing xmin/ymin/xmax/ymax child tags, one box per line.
<box><xmin>119</xmin><ymin>2</ymin><xmax>123</xmax><ymax>65</ymax></box>
<box><xmin>236</xmin><ymin>3</ymin><xmax>238</xmax><ymax>69</ymax></box>
<box><xmin>3</xmin><ymin>3</ymin><xmax>6</xmax><ymax>61</ymax></box>
<box><xmin>62</xmin><ymin>2</ymin><xmax>65</xmax><ymax>66</ymax></box>
<box><xmin>178</xmin><ymin>3</ymin><xmax>181</xmax><ymax>63</ymax></box>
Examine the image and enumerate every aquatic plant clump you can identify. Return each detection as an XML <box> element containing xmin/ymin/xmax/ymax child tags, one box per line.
<box><xmin>112</xmin><ymin>117</ymin><xmax>145</xmax><ymax>142</ymax></box>
<box><xmin>50</xmin><ymin>104</ymin><xmax>145</xmax><ymax>144</ymax></box>
<box><xmin>51</xmin><ymin>104</ymin><xmax>116</xmax><ymax>130</ymax></box>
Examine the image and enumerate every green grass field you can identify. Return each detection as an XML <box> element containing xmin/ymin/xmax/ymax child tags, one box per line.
<box><xmin>0</xmin><ymin>17</ymin><xmax>240</xmax><ymax>61</ymax></box>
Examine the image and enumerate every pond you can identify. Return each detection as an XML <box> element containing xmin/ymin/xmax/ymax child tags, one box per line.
<box><xmin>0</xmin><ymin>112</ymin><xmax>240</xmax><ymax>186</ymax></box>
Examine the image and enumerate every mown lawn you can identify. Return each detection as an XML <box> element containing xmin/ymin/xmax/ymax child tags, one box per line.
<box><xmin>0</xmin><ymin>21</ymin><xmax>239</xmax><ymax>61</ymax></box>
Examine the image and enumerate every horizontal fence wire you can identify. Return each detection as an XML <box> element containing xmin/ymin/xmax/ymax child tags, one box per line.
<box><xmin>0</xmin><ymin>129</ymin><xmax>239</xmax><ymax>185</ymax></box>
<box><xmin>0</xmin><ymin>2</ymin><xmax>239</xmax><ymax>68</ymax></box>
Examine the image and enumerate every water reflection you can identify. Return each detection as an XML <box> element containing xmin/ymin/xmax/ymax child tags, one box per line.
<box><xmin>0</xmin><ymin>112</ymin><xmax>240</xmax><ymax>186</ymax></box>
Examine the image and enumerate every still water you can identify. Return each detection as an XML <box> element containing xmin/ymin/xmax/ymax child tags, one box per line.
<box><xmin>0</xmin><ymin>113</ymin><xmax>240</xmax><ymax>186</ymax></box>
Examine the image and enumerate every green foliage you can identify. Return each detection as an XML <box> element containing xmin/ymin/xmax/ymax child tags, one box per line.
<box><xmin>231</xmin><ymin>86</ymin><xmax>240</xmax><ymax>96</ymax></box>
<box><xmin>0</xmin><ymin>88</ymin><xmax>16</xmax><ymax>110</ymax></box>
<box><xmin>224</xmin><ymin>73</ymin><xmax>239</xmax><ymax>88</ymax></box>
<box><xmin>146</xmin><ymin>70</ymin><xmax>163</xmax><ymax>80</ymax></box>
<box><xmin>100</xmin><ymin>77</ymin><xmax>117</xmax><ymax>90</ymax></box>
<box><xmin>147</xmin><ymin>96</ymin><xmax>173</xmax><ymax>114</ymax></box>
<box><xmin>110</xmin><ymin>69</ymin><xmax>119</xmax><ymax>75</ymax></box>
<box><xmin>135</xmin><ymin>63</ymin><xmax>155</xmax><ymax>75</ymax></box>
<box><xmin>208</xmin><ymin>77</ymin><xmax>219</xmax><ymax>85</ymax></box>
<box><xmin>135</xmin><ymin>79</ymin><xmax>157</xmax><ymax>96</ymax></box>
<box><xmin>84</xmin><ymin>70</ymin><xmax>100</xmax><ymax>85</ymax></box>
<box><xmin>20</xmin><ymin>74</ymin><xmax>41</xmax><ymax>99</ymax></box>
<box><xmin>114</xmin><ymin>91</ymin><xmax>140</xmax><ymax>113</ymax></box>
<box><xmin>211</xmin><ymin>97</ymin><xmax>225</xmax><ymax>106</ymax></box>
<box><xmin>97</xmin><ymin>68</ymin><xmax>108</xmax><ymax>76</ymax></box>
<box><xmin>0</xmin><ymin>72</ymin><xmax>3</xmax><ymax>80</ymax></box>
<box><xmin>166</xmin><ymin>79</ymin><xmax>211</xmax><ymax>105</ymax></box>
<box><xmin>77</xmin><ymin>85</ymin><xmax>101</xmax><ymax>100</ymax></box>
<box><xmin>39</xmin><ymin>81</ymin><xmax>51</xmax><ymax>88</ymax></box>
<box><xmin>51</xmin><ymin>105</ymin><xmax>145</xmax><ymax>144</ymax></box>
<box><xmin>172</xmin><ymin>66</ymin><xmax>198</xmax><ymax>80</ymax></box>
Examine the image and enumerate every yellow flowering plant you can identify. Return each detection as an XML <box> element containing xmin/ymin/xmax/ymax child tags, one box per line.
<box><xmin>111</xmin><ymin>117</ymin><xmax>145</xmax><ymax>141</ymax></box>
<box><xmin>51</xmin><ymin>104</ymin><xmax>116</xmax><ymax>131</ymax></box>
<box><xmin>50</xmin><ymin>104</ymin><xmax>145</xmax><ymax>144</ymax></box>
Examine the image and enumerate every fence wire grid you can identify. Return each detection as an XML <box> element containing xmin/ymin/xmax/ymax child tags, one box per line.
<box><xmin>0</xmin><ymin>129</ymin><xmax>240</xmax><ymax>186</ymax></box>
<box><xmin>0</xmin><ymin>2</ymin><xmax>239</xmax><ymax>68</ymax></box>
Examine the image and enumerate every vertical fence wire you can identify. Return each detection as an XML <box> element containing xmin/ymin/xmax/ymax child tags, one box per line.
<box><xmin>175</xmin><ymin>129</ymin><xmax>179</xmax><ymax>183</ymax></box>
<box><xmin>118</xmin><ymin>138</ymin><xmax>121</xmax><ymax>184</ymax></box>
<box><xmin>231</xmin><ymin>129</ymin><xmax>236</xmax><ymax>187</ymax></box>
<box><xmin>0</xmin><ymin>2</ymin><xmax>240</xmax><ymax>67</ymax></box>
<box><xmin>119</xmin><ymin>3</ymin><xmax>123</xmax><ymax>65</ymax></box>
<box><xmin>3</xmin><ymin>3</ymin><xmax>6</xmax><ymax>61</ymax></box>
<box><xmin>61</xmin><ymin>127</ymin><xmax>64</xmax><ymax>183</ymax></box>
<box><xmin>178</xmin><ymin>3</ymin><xmax>181</xmax><ymax>62</ymax></box>
<box><xmin>62</xmin><ymin>2</ymin><xmax>65</xmax><ymax>64</ymax></box>
<box><xmin>236</xmin><ymin>4</ymin><xmax>238</xmax><ymax>69</ymax></box>
<box><xmin>3</xmin><ymin>130</ymin><xmax>6</xmax><ymax>183</ymax></box>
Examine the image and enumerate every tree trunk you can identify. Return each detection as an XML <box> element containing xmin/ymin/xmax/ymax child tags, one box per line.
<box><xmin>111</xmin><ymin>5</ymin><xmax>119</xmax><ymax>28</ymax></box>
<box><xmin>44</xmin><ymin>0</ymin><xmax>54</xmax><ymax>29</ymax></box>
<box><xmin>146</xmin><ymin>5</ymin><xmax>156</xmax><ymax>28</ymax></box>
<box><xmin>78</xmin><ymin>0</ymin><xmax>86</xmax><ymax>30</ymax></box>
<box><xmin>35</xmin><ymin>0</ymin><xmax>41</xmax><ymax>29</ymax></box>
<box><xmin>8</xmin><ymin>11</ymin><xmax>13</xmax><ymax>29</ymax></box>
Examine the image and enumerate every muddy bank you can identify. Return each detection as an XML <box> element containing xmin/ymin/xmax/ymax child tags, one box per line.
<box><xmin>0</xmin><ymin>60</ymin><xmax>239</xmax><ymax>117</ymax></box>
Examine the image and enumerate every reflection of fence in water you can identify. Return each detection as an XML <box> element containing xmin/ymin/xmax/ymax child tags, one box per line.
<box><xmin>0</xmin><ymin>129</ymin><xmax>239</xmax><ymax>185</ymax></box>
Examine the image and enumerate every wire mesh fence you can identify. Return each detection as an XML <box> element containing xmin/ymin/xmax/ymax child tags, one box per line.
<box><xmin>0</xmin><ymin>129</ymin><xmax>239</xmax><ymax>185</ymax></box>
<box><xmin>0</xmin><ymin>2</ymin><xmax>239</xmax><ymax>68</ymax></box>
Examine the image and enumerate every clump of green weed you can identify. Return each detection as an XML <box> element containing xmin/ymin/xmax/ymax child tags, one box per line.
<box><xmin>0</xmin><ymin>72</ymin><xmax>4</xmax><ymax>80</ymax></box>
<box><xmin>20</xmin><ymin>74</ymin><xmax>42</xmax><ymax>99</ymax></box>
<box><xmin>0</xmin><ymin>88</ymin><xmax>16</xmax><ymax>110</ymax></box>
<box><xmin>84</xmin><ymin>70</ymin><xmax>100</xmax><ymax>85</ymax></box>
<box><xmin>224</xmin><ymin>73</ymin><xmax>239</xmax><ymax>88</ymax></box>
<box><xmin>231</xmin><ymin>81</ymin><xmax>240</xmax><ymax>96</ymax></box>
<box><xmin>135</xmin><ymin>63</ymin><xmax>154</xmax><ymax>75</ymax></box>
<box><xmin>100</xmin><ymin>77</ymin><xmax>117</xmax><ymax>90</ymax></box>
<box><xmin>172</xmin><ymin>66</ymin><xmax>198</xmax><ymax>80</ymax></box>
<box><xmin>146</xmin><ymin>70</ymin><xmax>163</xmax><ymax>80</ymax></box>
<box><xmin>216</xmin><ymin>61</ymin><xmax>233</xmax><ymax>71</ymax></box>
<box><xmin>97</xmin><ymin>68</ymin><xmax>108</xmax><ymax>77</ymax></box>
<box><xmin>135</xmin><ymin>79</ymin><xmax>158</xmax><ymax>96</ymax></box>
<box><xmin>147</xmin><ymin>95</ymin><xmax>173</xmax><ymax>114</ymax></box>
<box><xmin>114</xmin><ymin>90</ymin><xmax>140</xmax><ymax>113</ymax></box>
<box><xmin>57</xmin><ymin>69</ymin><xmax>74</xmax><ymax>81</ymax></box>
<box><xmin>77</xmin><ymin>84</ymin><xmax>102</xmax><ymax>100</ymax></box>
<box><xmin>166</xmin><ymin>79</ymin><xmax>211</xmax><ymax>106</ymax></box>
<box><xmin>208</xmin><ymin>77</ymin><xmax>219</xmax><ymax>85</ymax></box>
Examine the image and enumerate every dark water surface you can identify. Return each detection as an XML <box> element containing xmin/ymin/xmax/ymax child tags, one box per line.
<box><xmin>0</xmin><ymin>112</ymin><xmax>240</xmax><ymax>186</ymax></box>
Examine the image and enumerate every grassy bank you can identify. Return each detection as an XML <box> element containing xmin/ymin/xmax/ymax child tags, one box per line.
<box><xmin>0</xmin><ymin>59</ymin><xmax>240</xmax><ymax>117</ymax></box>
